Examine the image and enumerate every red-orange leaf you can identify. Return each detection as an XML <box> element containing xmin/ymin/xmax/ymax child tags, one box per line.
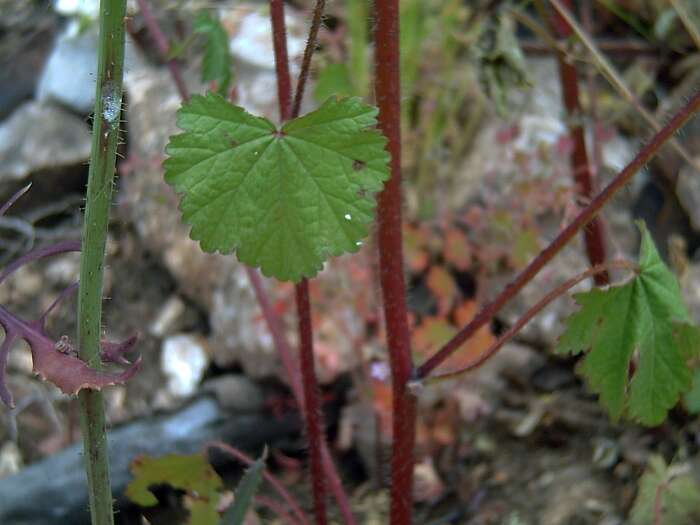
<box><xmin>443</xmin><ymin>228</ymin><xmax>471</xmax><ymax>271</ymax></box>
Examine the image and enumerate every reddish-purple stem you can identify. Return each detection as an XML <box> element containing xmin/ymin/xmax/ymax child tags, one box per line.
<box><xmin>0</xmin><ymin>183</ymin><xmax>31</xmax><ymax>217</ymax></box>
<box><xmin>270</xmin><ymin>2</ymin><xmax>330</xmax><ymax>523</ymax></box>
<box><xmin>427</xmin><ymin>260</ymin><xmax>635</xmax><ymax>382</ymax></box>
<box><xmin>417</xmin><ymin>88</ymin><xmax>700</xmax><ymax>379</ymax></box>
<box><xmin>135</xmin><ymin>0</ymin><xmax>189</xmax><ymax>101</ymax></box>
<box><xmin>270</xmin><ymin>0</ymin><xmax>293</xmax><ymax>121</ymax></box>
<box><xmin>207</xmin><ymin>442</ymin><xmax>311</xmax><ymax>525</ymax></box>
<box><xmin>245</xmin><ymin>268</ymin><xmax>303</xmax><ymax>397</ymax></box>
<box><xmin>246</xmin><ymin>270</ymin><xmax>356</xmax><ymax>525</ymax></box>
<box><xmin>549</xmin><ymin>0</ymin><xmax>609</xmax><ymax>285</ymax></box>
<box><xmin>292</xmin><ymin>0</ymin><xmax>326</xmax><ymax>117</ymax></box>
<box><xmin>373</xmin><ymin>1</ymin><xmax>416</xmax><ymax>524</ymax></box>
<box><xmin>0</xmin><ymin>240</ymin><xmax>81</xmax><ymax>286</ymax></box>
<box><xmin>294</xmin><ymin>280</ymin><xmax>327</xmax><ymax>525</ymax></box>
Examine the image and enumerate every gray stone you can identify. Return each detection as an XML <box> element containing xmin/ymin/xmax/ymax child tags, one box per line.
<box><xmin>36</xmin><ymin>22</ymin><xmax>142</xmax><ymax>114</ymax></box>
<box><xmin>227</xmin><ymin>5</ymin><xmax>305</xmax><ymax>71</ymax></box>
<box><xmin>0</xmin><ymin>100</ymin><xmax>91</xmax><ymax>183</ymax></box>
<box><xmin>160</xmin><ymin>334</ymin><xmax>210</xmax><ymax>398</ymax></box>
<box><xmin>202</xmin><ymin>374</ymin><xmax>265</xmax><ymax>412</ymax></box>
<box><xmin>0</xmin><ymin>398</ymin><xmax>299</xmax><ymax>525</ymax></box>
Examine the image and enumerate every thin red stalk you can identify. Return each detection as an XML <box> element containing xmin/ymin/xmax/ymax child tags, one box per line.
<box><xmin>426</xmin><ymin>260</ymin><xmax>636</xmax><ymax>383</ymax></box>
<box><xmin>547</xmin><ymin>0</ymin><xmax>608</xmax><ymax>285</ymax></box>
<box><xmin>270</xmin><ymin>0</ymin><xmax>292</xmax><ymax>121</ymax></box>
<box><xmin>246</xmin><ymin>270</ymin><xmax>357</xmax><ymax>525</ymax></box>
<box><xmin>255</xmin><ymin>494</ymin><xmax>303</xmax><ymax>525</ymax></box>
<box><xmin>135</xmin><ymin>0</ymin><xmax>189</xmax><ymax>101</ymax></box>
<box><xmin>270</xmin><ymin>2</ymin><xmax>331</xmax><ymax>523</ymax></box>
<box><xmin>0</xmin><ymin>241</ymin><xmax>81</xmax><ymax>286</ymax></box>
<box><xmin>417</xmin><ymin>88</ymin><xmax>700</xmax><ymax>379</ymax></box>
<box><xmin>374</xmin><ymin>1</ymin><xmax>416</xmax><ymax>524</ymax></box>
<box><xmin>292</xmin><ymin>0</ymin><xmax>326</xmax><ymax>117</ymax></box>
<box><xmin>207</xmin><ymin>442</ymin><xmax>310</xmax><ymax>525</ymax></box>
<box><xmin>581</xmin><ymin>1</ymin><xmax>603</xmax><ymax>178</ymax></box>
<box><xmin>246</xmin><ymin>268</ymin><xmax>303</xmax><ymax>398</ymax></box>
<box><xmin>294</xmin><ymin>280</ymin><xmax>327</xmax><ymax>525</ymax></box>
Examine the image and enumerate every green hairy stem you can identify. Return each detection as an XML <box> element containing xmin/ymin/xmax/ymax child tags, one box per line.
<box><xmin>77</xmin><ymin>0</ymin><xmax>127</xmax><ymax>523</ymax></box>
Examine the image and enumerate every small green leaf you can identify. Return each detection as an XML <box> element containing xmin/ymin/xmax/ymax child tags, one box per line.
<box><xmin>221</xmin><ymin>455</ymin><xmax>266</xmax><ymax>525</ymax></box>
<box><xmin>630</xmin><ymin>455</ymin><xmax>700</xmax><ymax>525</ymax></box>
<box><xmin>164</xmin><ymin>93</ymin><xmax>389</xmax><ymax>282</ymax></box>
<box><xmin>194</xmin><ymin>12</ymin><xmax>232</xmax><ymax>95</ymax></box>
<box><xmin>556</xmin><ymin>222</ymin><xmax>698</xmax><ymax>425</ymax></box>
<box><xmin>126</xmin><ymin>453</ymin><xmax>223</xmax><ymax>525</ymax></box>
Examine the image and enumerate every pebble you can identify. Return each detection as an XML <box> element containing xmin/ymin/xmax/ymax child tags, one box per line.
<box><xmin>201</xmin><ymin>375</ymin><xmax>264</xmax><ymax>412</ymax></box>
<box><xmin>160</xmin><ymin>334</ymin><xmax>210</xmax><ymax>398</ymax></box>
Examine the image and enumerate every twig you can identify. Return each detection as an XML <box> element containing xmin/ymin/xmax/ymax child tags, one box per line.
<box><xmin>423</xmin><ymin>260</ymin><xmax>636</xmax><ymax>383</ymax></box>
<box><xmin>292</xmin><ymin>0</ymin><xmax>326</xmax><ymax>117</ymax></box>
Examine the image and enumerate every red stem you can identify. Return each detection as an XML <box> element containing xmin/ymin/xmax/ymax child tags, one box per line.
<box><xmin>245</xmin><ymin>268</ymin><xmax>303</xmax><ymax>398</ymax></box>
<box><xmin>207</xmin><ymin>442</ymin><xmax>310</xmax><ymax>525</ymax></box>
<box><xmin>270</xmin><ymin>2</ymin><xmax>330</xmax><ymax>523</ymax></box>
<box><xmin>549</xmin><ymin>0</ymin><xmax>608</xmax><ymax>285</ymax></box>
<box><xmin>292</xmin><ymin>0</ymin><xmax>326</xmax><ymax>117</ymax></box>
<box><xmin>295</xmin><ymin>281</ymin><xmax>327</xmax><ymax>525</ymax></box>
<box><xmin>426</xmin><ymin>260</ymin><xmax>635</xmax><ymax>383</ymax></box>
<box><xmin>417</xmin><ymin>88</ymin><xmax>700</xmax><ymax>379</ymax></box>
<box><xmin>135</xmin><ymin>0</ymin><xmax>189</xmax><ymax>101</ymax></box>
<box><xmin>374</xmin><ymin>1</ymin><xmax>416</xmax><ymax>524</ymax></box>
<box><xmin>270</xmin><ymin>0</ymin><xmax>293</xmax><ymax>121</ymax></box>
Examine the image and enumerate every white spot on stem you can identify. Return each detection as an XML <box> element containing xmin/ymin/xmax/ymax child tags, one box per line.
<box><xmin>102</xmin><ymin>82</ymin><xmax>121</xmax><ymax>125</ymax></box>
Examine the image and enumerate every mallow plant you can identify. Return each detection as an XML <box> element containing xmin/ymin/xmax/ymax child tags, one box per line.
<box><xmin>3</xmin><ymin>0</ymin><xmax>700</xmax><ymax>524</ymax></box>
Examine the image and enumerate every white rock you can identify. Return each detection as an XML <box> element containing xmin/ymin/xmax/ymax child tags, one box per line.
<box><xmin>228</xmin><ymin>8</ymin><xmax>305</xmax><ymax>70</ymax></box>
<box><xmin>0</xmin><ymin>100</ymin><xmax>91</xmax><ymax>182</ymax></box>
<box><xmin>45</xmin><ymin>253</ymin><xmax>81</xmax><ymax>286</ymax></box>
<box><xmin>37</xmin><ymin>23</ymin><xmax>142</xmax><ymax>114</ymax></box>
<box><xmin>149</xmin><ymin>296</ymin><xmax>187</xmax><ymax>338</ymax></box>
<box><xmin>54</xmin><ymin>0</ymin><xmax>100</xmax><ymax>19</ymax></box>
<box><xmin>0</xmin><ymin>442</ymin><xmax>22</xmax><ymax>479</ymax></box>
<box><xmin>161</xmin><ymin>334</ymin><xmax>210</xmax><ymax>398</ymax></box>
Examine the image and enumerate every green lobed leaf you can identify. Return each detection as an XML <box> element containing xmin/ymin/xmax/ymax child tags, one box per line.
<box><xmin>194</xmin><ymin>12</ymin><xmax>232</xmax><ymax>95</ymax></box>
<box><xmin>164</xmin><ymin>93</ymin><xmax>390</xmax><ymax>282</ymax></box>
<box><xmin>556</xmin><ymin>222</ymin><xmax>699</xmax><ymax>425</ymax></box>
<box><xmin>221</xmin><ymin>454</ymin><xmax>266</xmax><ymax>525</ymax></box>
<box><xmin>630</xmin><ymin>455</ymin><xmax>700</xmax><ymax>525</ymax></box>
<box><xmin>125</xmin><ymin>453</ymin><xmax>222</xmax><ymax>525</ymax></box>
